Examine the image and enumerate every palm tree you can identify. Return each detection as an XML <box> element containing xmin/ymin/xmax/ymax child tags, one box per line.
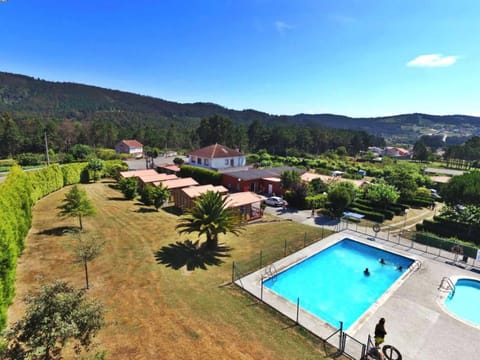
<box><xmin>176</xmin><ymin>191</ymin><xmax>243</xmax><ymax>249</ymax></box>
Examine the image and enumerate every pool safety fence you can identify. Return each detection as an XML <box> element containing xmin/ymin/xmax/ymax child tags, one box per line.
<box><xmin>232</xmin><ymin>229</ymin><xmax>332</xmax><ymax>280</ymax></box>
<box><xmin>339</xmin><ymin>218</ymin><xmax>480</xmax><ymax>272</ymax></box>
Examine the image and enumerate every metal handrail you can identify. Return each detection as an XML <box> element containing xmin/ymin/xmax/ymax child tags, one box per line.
<box><xmin>438</xmin><ymin>276</ymin><xmax>455</xmax><ymax>296</ymax></box>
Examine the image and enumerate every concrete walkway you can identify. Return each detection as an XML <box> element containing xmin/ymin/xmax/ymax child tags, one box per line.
<box><xmin>236</xmin><ymin>230</ymin><xmax>480</xmax><ymax>360</ymax></box>
<box><xmin>255</xmin><ymin>206</ymin><xmax>480</xmax><ymax>360</ymax></box>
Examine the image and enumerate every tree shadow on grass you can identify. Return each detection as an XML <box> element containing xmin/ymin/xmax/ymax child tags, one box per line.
<box><xmin>161</xmin><ymin>205</ymin><xmax>183</xmax><ymax>216</ymax></box>
<box><xmin>155</xmin><ymin>240</ymin><xmax>231</xmax><ymax>271</ymax></box>
<box><xmin>136</xmin><ymin>207</ymin><xmax>157</xmax><ymax>213</ymax></box>
<box><xmin>38</xmin><ymin>226</ymin><xmax>79</xmax><ymax>236</ymax></box>
<box><xmin>107</xmin><ymin>196</ymin><xmax>129</xmax><ymax>201</ymax></box>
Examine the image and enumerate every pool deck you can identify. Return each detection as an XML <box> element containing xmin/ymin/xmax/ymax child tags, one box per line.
<box><xmin>235</xmin><ymin>230</ymin><xmax>480</xmax><ymax>360</ymax></box>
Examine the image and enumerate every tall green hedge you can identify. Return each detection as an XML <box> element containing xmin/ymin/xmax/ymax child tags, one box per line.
<box><xmin>0</xmin><ymin>166</ymin><xmax>34</xmax><ymax>328</ymax></box>
<box><xmin>0</xmin><ymin>160</ymin><xmax>118</xmax><ymax>329</ymax></box>
<box><xmin>178</xmin><ymin>165</ymin><xmax>222</xmax><ymax>185</ymax></box>
<box><xmin>0</xmin><ymin>161</ymin><xmax>127</xmax><ymax>329</ymax></box>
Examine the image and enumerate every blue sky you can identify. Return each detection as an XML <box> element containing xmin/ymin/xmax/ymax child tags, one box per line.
<box><xmin>1</xmin><ymin>0</ymin><xmax>479</xmax><ymax>117</ymax></box>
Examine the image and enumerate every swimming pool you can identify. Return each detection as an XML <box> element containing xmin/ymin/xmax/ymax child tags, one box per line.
<box><xmin>444</xmin><ymin>278</ymin><xmax>480</xmax><ymax>326</ymax></box>
<box><xmin>263</xmin><ymin>238</ymin><xmax>414</xmax><ymax>330</ymax></box>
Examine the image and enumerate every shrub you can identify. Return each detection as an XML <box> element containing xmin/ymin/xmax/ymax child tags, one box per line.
<box><xmin>347</xmin><ymin>207</ymin><xmax>385</xmax><ymax>222</ymax></box>
<box><xmin>179</xmin><ymin>165</ymin><xmax>222</xmax><ymax>185</ymax></box>
<box><xmin>119</xmin><ymin>177</ymin><xmax>138</xmax><ymax>200</ymax></box>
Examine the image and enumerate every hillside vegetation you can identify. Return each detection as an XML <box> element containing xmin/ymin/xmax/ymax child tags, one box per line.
<box><xmin>1</xmin><ymin>71</ymin><xmax>479</xmax><ymax>146</ymax></box>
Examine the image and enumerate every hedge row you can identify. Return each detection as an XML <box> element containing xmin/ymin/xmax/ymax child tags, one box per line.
<box><xmin>415</xmin><ymin>232</ymin><xmax>478</xmax><ymax>258</ymax></box>
<box><xmin>355</xmin><ymin>198</ymin><xmax>407</xmax><ymax>215</ymax></box>
<box><xmin>350</xmin><ymin>201</ymin><xmax>394</xmax><ymax>220</ymax></box>
<box><xmin>0</xmin><ymin>160</ymin><xmax>125</xmax><ymax>329</ymax></box>
<box><xmin>347</xmin><ymin>206</ymin><xmax>385</xmax><ymax>223</ymax></box>
<box><xmin>179</xmin><ymin>165</ymin><xmax>222</xmax><ymax>185</ymax></box>
<box><xmin>416</xmin><ymin>217</ymin><xmax>480</xmax><ymax>245</ymax></box>
<box><xmin>402</xmin><ymin>197</ymin><xmax>433</xmax><ymax>208</ymax></box>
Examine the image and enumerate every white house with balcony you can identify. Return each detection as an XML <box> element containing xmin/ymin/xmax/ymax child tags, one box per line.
<box><xmin>187</xmin><ymin>144</ymin><xmax>246</xmax><ymax>171</ymax></box>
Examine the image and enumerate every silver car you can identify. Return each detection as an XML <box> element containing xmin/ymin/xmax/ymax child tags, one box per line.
<box><xmin>264</xmin><ymin>196</ymin><xmax>285</xmax><ymax>207</ymax></box>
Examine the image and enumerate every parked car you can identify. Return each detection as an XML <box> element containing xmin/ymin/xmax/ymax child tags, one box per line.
<box><xmin>264</xmin><ymin>196</ymin><xmax>285</xmax><ymax>207</ymax></box>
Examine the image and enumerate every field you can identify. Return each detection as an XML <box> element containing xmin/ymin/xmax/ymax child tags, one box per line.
<box><xmin>7</xmin><ymin>181</ymin><xmax>342</xmax><ymax>359</ymax></box>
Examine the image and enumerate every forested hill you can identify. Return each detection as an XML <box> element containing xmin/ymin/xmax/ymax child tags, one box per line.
<box><xmin>1</xmin><ymin>71</ymin><xmax>479</xmax><ymax>143</ymax></box>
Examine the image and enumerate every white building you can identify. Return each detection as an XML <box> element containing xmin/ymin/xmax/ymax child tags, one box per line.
<box><xmin>188</xmin><ymin>144</ymin><xmax>246</xmax><ymax>171</ymax></box>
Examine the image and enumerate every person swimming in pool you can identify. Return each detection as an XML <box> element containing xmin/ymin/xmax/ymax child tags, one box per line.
<box><xmin>364</xmin><ymin>268</ymin><xmax>370</xmax><ymax>276</ymax></box>
<box><xmin>397</xmin><ymin>265</ymin><xmax>403</xmax><ymax>271</ymax></box>
<box><xmin>379</xmin><ymin>258</ymin><xmax>385</xmax><ymax>265</ymax></box>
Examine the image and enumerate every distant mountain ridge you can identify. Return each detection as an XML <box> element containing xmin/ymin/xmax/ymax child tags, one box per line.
<box><xmin>1</xmin><ymin>71</ymin><xmax>479</xmax><ymax>143</ymax></box>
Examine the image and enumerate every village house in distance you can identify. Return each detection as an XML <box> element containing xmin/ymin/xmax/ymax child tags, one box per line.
<box><xmin>187</xmin><ymin>143</ymin><xmax>247</xmax><ymax>171</ymax></box>
<box><xmin>115</xmin><ymin>139</ymin><xmax>144</xmax><ymax>157</ymax></box>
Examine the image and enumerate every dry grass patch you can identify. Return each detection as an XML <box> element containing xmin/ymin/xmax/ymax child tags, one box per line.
<box><xmin>8</xmin><ymin>181</ymin><xmax>342</xmax><ymax>360</ymax></box>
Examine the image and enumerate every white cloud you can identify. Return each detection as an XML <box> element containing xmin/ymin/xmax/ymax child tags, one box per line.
<box><xmin>407</xmin><ymin>54</ymin><xmax>458</xmax><ymax>67</ymax></box>
<box><xmin>275</xmin><ymin>20</ymin><xmax>294</xmax><ymax>33</ymax></box>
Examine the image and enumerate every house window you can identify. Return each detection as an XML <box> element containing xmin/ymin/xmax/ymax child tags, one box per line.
<box><xmin>204</xmin><ymin>159</ymin><xmax>209</xmax><ymax>166</ymax></box>
<box><xmin>197</xmin><ymin>157</ymin><xmax>201</xmax><ymax>164</ymax></box>
<box><xmin>225</xmin><ymin>159</ymin><xmax>229</xmax><ymax>166</ymax></box>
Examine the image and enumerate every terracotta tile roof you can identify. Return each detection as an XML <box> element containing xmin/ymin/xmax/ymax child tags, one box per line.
<box><xmin>224</xmin><ymin>192</ymin><xmax>266</xmax><ymax>208</ymax></box>
<box><xmin>300</xmin><ymin>172</ymin><xmax>325</xmax><ymax>182</ymax></box>
<box><xmin>181</xmin><ymin>185</ymin><xmax>228</xmax><ymax>198</ymax></box>
<box><xmin>223</xmin><ymin>166</ymin><xmax>306</xmax><ymax>181</ymax></box>
<box><xmin>139</xmin><ymin>174</ymin><xmax>178</xmax><ymax>183</ymax></box>
<box><xmin>118</xmin><ymin>139</ymin><xmax>143</xmax><ymax>148</ymax></box>
<box><xmin>156</xmin><ymin>164</ymin><xmax>181</xmax><ymax>172</ymax></box>
<box><xmin>161</xmin><ymin>177</ymin><xmax>199</xmax><ymax>189</ymax></box>
<box><xmin>189</xmin><ymin>144</ymin><xmax>244</xmax><ymax>158</ymax></box>
<box><xmin>120</xmin><ymin>169</ymin><xmax>158</xmax><ymax>178</ymax></box>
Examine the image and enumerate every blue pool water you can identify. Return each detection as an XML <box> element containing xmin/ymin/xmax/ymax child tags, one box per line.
<box><xmin>263</xmin><ymin>239</ymin><xmax>414</xmax><ymax>329</ymax></box>
<box><xmin>445</xmin><ymin>278</ymin><xmax>480</xmax><ymax>326</ymax></box>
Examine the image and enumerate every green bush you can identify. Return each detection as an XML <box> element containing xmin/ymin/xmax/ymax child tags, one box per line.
<box><xmin>16</xmin><ymin>153</ymin><xmax>44</xmax><ymax>166</ymax></box>
<box><xmin>179</xmin><ymin>165</ymin><xmax>222</xmax><ymax>185</ymax></box>
<box><xmin>103</xmin><ymin>160</ymin><xmax>128</xmax><ymax>179</ymax></box>
<box><xmin>347</xmin><ymin>207</ymin><xmax>385</xmax><ymax>222</ymax></box>
<box><xmin>415</xmin><ymin>232</ymin><xmax>478</xmax><ymax>258</ymax></box>
<box><xmin>61</xmin><ymin>162</ymin><xmax>87</xmax><ymax>185</ymax></box>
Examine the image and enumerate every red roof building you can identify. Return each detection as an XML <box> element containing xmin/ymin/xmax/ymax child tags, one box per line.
<box><xmin>115</xmin><ymin>140</ymin><xmax>144</xmax><ymax>155</ymax></box>
<box><xmin>188</xmin><ymin>144</ymin><xmax>246</xmax><ymax>170</ymax></box>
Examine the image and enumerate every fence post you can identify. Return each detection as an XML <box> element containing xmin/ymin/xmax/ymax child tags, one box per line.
<box><xmin>259</xmin><ymin>250</ymin><xmax>262</xmax><ymax>269</ymax></box>
<box><xmin>260</xmin><ymin>276</ymin><xmax>264</xmax><ymax>301</ymax></box>
<box><xmin>304</xmin><ymin>232</ymin><xmax>307</xmax><ymax>247</ymax></box>
<box><xmin>322</xmin><ymin>226</ymin><xmax>324</xmax><ymax>238</ymax></box>
<box><xmin>339</xmin><ymin>321</ymin><xmax>343</xmax><ymax>351</ymax></box>
<box><xmin>361</xmin><ymin>343</ymin><xmax>366</xmax><ymax>359</ymax></box>
<box><xmin>232</xmin><ymin>261</ymin><xmax>235</xmax><ymax>283</ymax></box>
<box><xmin>284</xmin><ymin>239</ymin><xmax>287</xmax><ymax>257</ymax></box>
<box><xmin>296</xmin><ymin>297</ymin><xmax>300</xmax><ymax>324</ymax></box>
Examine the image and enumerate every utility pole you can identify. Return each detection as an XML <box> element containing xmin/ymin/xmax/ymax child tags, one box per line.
<box><xmin>44</xmin><ymin>131</ymin><xmax>50</xmax><ymax>166</ymax></box>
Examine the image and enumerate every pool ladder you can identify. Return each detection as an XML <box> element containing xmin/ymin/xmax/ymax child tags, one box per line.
<box><xmin>438</xmin><ymin>277</ymin><xmax>455</xmax><ymax>297</ymax></box>
<box><xmin>264</xmin><ymin>264</ymin><xmax>279</xmax><ymax>283</ymax></box>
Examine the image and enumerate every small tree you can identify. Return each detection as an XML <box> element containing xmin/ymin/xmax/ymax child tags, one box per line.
<box><xmin>280</xmin><ymin>170</ymin><xmax>302</xmax><ymax>190</ymax></box>
<box><xmin>327</xmin><ymin>181</ymin><xmax>357</xmax><ymax>217</ymax></box>
<box><xmin>173</xmin><ymin>157</ymin><xmax>184</xmax><ymax>166</ymax></box>
<box><xmin>140</xmin><ymin>184</ymin><xmax>156</xmax><ymax>206</ymax></box>
<box><xmin>2</xmin><ymin>281</ymin><xmax>104</xmax><ymax>359</ymax></box>
<box><xmin>364</xmin><ymin>179</ymin><xmax>399</xmax><ymax>209</ymax></box>
<box><xmin>87</xmin><ymin>158</ymin><xmax>105</xmax><ymax>182</ymax></box>
<box><xmin>153</xmin><ymin>184</ymin><xmax>170</xmax><ymax>211</ymax></box>
<box><xmin>58</xmin><ymin>185</ymin><xmax>95</xmax><ymax>230</ymax></box>
<box><xmin>119</xmin><ymin>177</ymin><xmax>138</xmax><ymax>200</ymax></box>
<box><xmin>67</xmin><ymin>232</ymin><xmax>105</xmax><ymax>290</ymax></box>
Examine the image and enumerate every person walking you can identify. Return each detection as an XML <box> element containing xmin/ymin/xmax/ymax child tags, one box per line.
<box><xmin>374</xmin><ymin>318</ymin><xmax>387</xmax><ymax>347</ymax></box>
